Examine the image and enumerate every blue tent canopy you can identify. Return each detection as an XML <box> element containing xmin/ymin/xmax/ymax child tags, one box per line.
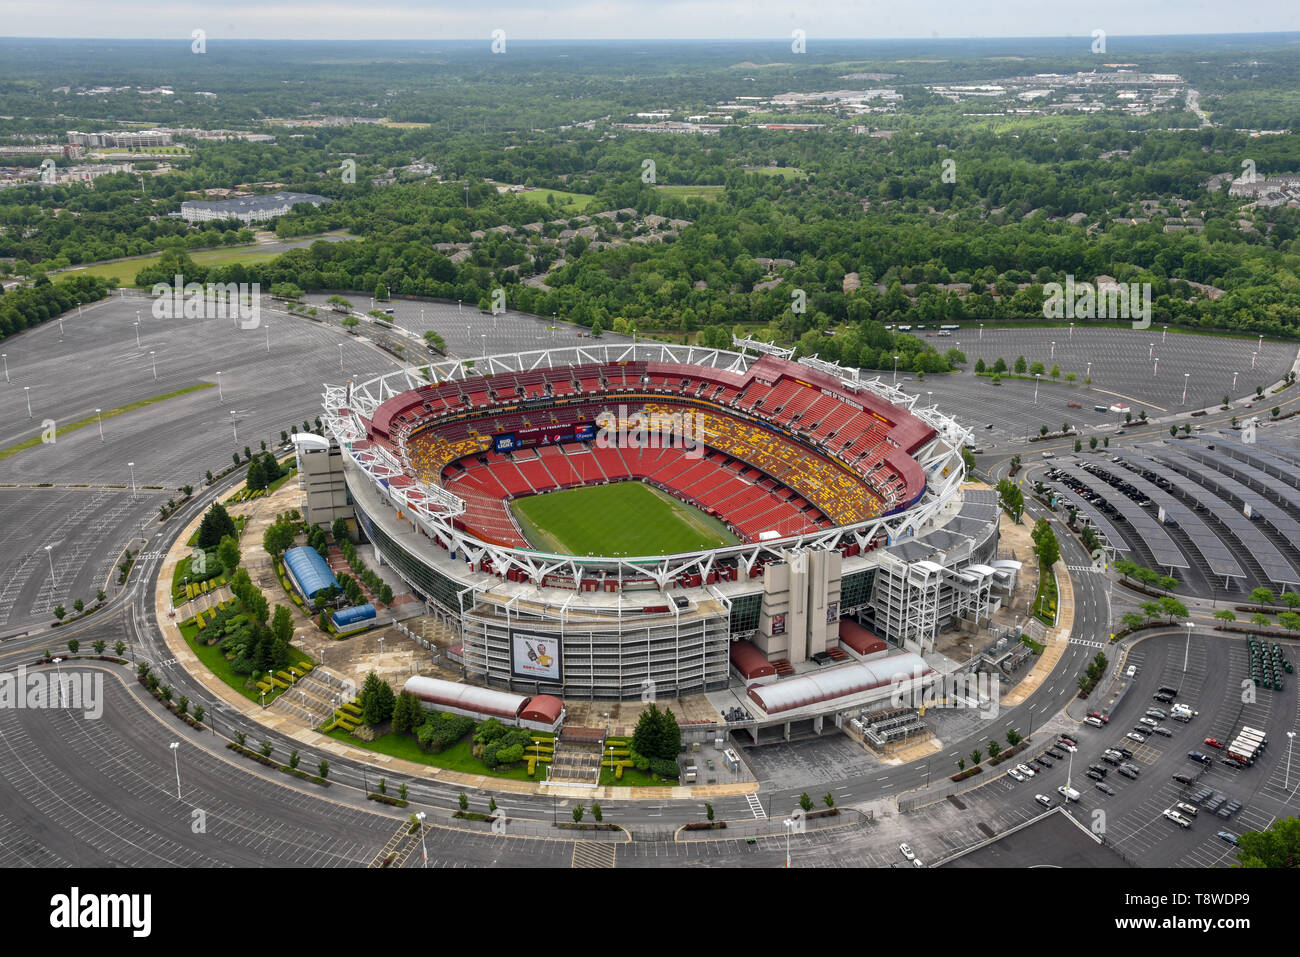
<box><xmin>332</xmin><ymin>603</ymin><xmax>376</xmax><ymax>628</ymax></box>
<box><xmin>283</xmin><ymin>546</ymin><xmax>340</xmax><ymax>599</ymax></box>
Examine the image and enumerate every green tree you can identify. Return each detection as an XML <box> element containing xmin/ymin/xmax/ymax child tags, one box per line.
<box><xmin>1014</xmin><ymin>356</ymin><xmax>1027</xmax><ymax>374</ymax></box>
<box><xmin>54</xmin><ymin>605</ymin><xmax>66</xmax><ymax>622</ymax></box>
<box><xmin>705</xmin><ymin>802</ymin><xmax>715</xmax><ymax>821</ymax></box>
<box><xmin>92</xmin><ymin>639</ymin><xmax>106</xmax><ymax>654</ymax></box>
<box><xmin>573</xmin><ymin>804</ymin><xmax>584</xmax><ymax>823</ymax></box>
<box><xmin>289</xmin><ymin>748</ymin><xmax>300</xmax><ymax>769</ymax></box>
<box><xmin>197</xmin><ymin>502</ymin><xmax>238</xmax><ymax>549</ymax></box>
<box><xmin>217</xmin><ymin>534</ymin><xmax>241</xmax><ymax>571</ymax></box>
<box><xmin>459</xmin><ymin>792</ymin><xmax>469</xmax><ymax>811</ymax></box>
<box><xmin>988</xmin><ymin>740</ymin><xmax>1002</xmax><ymax>759</ymax></box>
<box><xmin>823</xmin><ymin>792</ymin><xmax>835</xmax><ymax>808</ymax></box>
<box><xmin>360</xmin><ymin>671</ymin><xmax>396</xmax><ymax>726</ymax></box>
<box><xmin>799</xmin><ymin>792</ymin><xmax>814</xmax><ymax>812</ymax></box>
<box><xmin>66</xmin><ymin>637</ymin><xmax>78</xmax><ymax>653</ymax></box>
<box><xmin>1251</xmin><ymin>587</ymin><xmax>1276</xmax><ymax>607</ymax></box>
<box><xmin>592</xmin><ymin>801</ymin><xmax>603</xmax><ymax>822</ymax></box>
<box><xmin>1235</xmin><ymin>816</ymin><xmax>1300</xmax><ymax>868</ymax></box>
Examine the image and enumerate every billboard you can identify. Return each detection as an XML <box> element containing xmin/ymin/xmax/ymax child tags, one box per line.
<box><xmin>510</xmin><ymin>629</ymin><xmax>562</xmax><ymax>681</ymax></box>
<box><xmin>494</xmin><ymin>433</ymin><xmax>517</xmax><ymax>452</ymax></box>
<box><xmin>573</xmin><ymin>421</ymin><xmax>595</xmax><ymax>442</ymax></box>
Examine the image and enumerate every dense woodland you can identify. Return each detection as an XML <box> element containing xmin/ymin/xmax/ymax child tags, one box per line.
<box><xmin>3</xmin><ymin>35</ymin><xmax>1300</xmax><ymax>354</ymax></box>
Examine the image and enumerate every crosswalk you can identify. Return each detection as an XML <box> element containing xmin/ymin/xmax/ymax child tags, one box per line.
<box><xmin>747</xmin><ymin>792</ymin><xmax>767</xmax><ymax>819</ymax></box>
<box><xmin>571</xmin><ymin>842</ymin><xmax>617</xmax><ymax>868</ymax></box>
<box><xmin>1070</xmin><ymin>638</ymin><xmax>1108</xmax><ymax>649</ymax></box>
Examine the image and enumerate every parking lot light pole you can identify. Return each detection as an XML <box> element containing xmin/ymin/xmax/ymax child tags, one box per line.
<box><xmin>1184</xmin><ymin>621</ymin><xmax>1193</xmax><ymax>672</ymax></box>
<box><xmin>216</xmin><ymin>371</ymin><xmax>223</xmax><ymax>402</ymax></box>
<box><xmin>149</xmin><ymin>350</ymin><xmax>157</xmax><ymax>380</ymax></box>
<box><xmin>783</xmin><ymin>818</ymin><xmax>793</xmax><ymax>868</ymax></box>
<box><xmin>95</xmin><ymin>408</ymin><xmax>103</xmax><ymax>441</ymax></box>
<box><xmin>1233</xmin><ymin>372</ymin><xmax>1239</xmax><ymax>391</ymax></box>
<box><xmin>169</xmin><ymin>741</ymin><xmax>181</xmax><ymax>799</ymax></box>
<box><xmin>52</xmin><ymin>657</ymin><xmax>64</xmax><ymax>707</ymax></box>
<box><xmin>1182</xmin><ymin>373</ymin><xmax>1190</xmax><ymax>406</ymax></box>
<box><xmin>1153</xmin><ymin>358</ymin><xmax>1158</xmax><ymax>378</ymax></box>
<box><xmin>128</xmin><ymin>461</ymin><xmax>136</xmax><ymax>499</ymax></box>
<box><xmin>893</xmin><ymin>355</ymin><xmax>900</xmax><ymax>385</ymax></box>
<box><xmin>1033</xmin><ymin>374</ymin><xmax>1041</xmax><ymax>403</ymax></box>
<box><xmin>416</xmin><ymin>811</ymin><xmax>428</xmax><ymax>866</ymax></box>
<box><xmin>24</xmin><ymin>385</ymin><xmax>31</xmax><ymax>417</ymax></box>
<box><xmin>1286</xmin><ymin>732</ymin><xmax>1296</xmax><ymax>790</ymax></box>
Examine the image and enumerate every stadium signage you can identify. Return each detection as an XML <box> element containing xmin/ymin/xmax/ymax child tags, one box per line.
<box><xmin>509</xmin><ymin>629</ymin><xmax>561</xmax><ymax>681</ymax></box>
<box><xmin>821</xmin><ymin>389</ymin><xmax>863</xmax><ymax>411</ymax></box>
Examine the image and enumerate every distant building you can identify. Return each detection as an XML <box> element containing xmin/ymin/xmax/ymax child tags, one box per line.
<box><xmin>66</xmin><ymin>130</ymin><xmax>173</xmax><ymax>149</ymax></box>
<box><xmin>179</xmin><ymin>191</ymin><xmax>331</xmax><ymax>224</ymax></box>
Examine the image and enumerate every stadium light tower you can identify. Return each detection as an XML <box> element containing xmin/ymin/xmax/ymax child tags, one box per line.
<box><xmin>892</xmin><ymin>355</ymin><xmax>900</xmax><ymax>385</ymax></box>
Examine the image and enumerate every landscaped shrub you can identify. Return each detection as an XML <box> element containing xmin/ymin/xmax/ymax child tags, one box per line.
<box><xmin>650</xmin><ymin>757</ymin><xmax>680</xmax><ymax>779</ymax></box>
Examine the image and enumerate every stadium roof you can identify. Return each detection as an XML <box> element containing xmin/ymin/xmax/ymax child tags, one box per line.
<box><xmin>180</xmin><ymin>191</ymin><xmax>331</xmax><ymax>214</ymax></box>
<box><xmin>283</xmin><ymin>545</ymin><xmax>340</xmax><ymax>599</ymax></box>
<box><xmin>746</xmin><ymin>652</ymin><xmax>930</xmax><ymax>715</ymax></box>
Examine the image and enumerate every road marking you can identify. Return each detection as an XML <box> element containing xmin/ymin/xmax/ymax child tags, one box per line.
<box><xmin>571</xmin><ymin>842</ymin><xmax>616</xmax><ymax>868</ymax></box>
<box><xmin>746</xmin><ymin>792</ymin><xmax>767</xmax><ymax>819</ymax></box>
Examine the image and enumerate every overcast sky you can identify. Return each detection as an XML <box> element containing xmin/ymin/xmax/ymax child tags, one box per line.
<box><xmin>0</xmin><ymin>1</ymin><xmax>1295</xmax><ymax>41</ymax></box>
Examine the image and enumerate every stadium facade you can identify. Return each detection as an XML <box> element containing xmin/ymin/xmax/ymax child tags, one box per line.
<box><xmin>317</xmin><ymin>341</ymin><xmax>1006</xmax><ymax>700</ymax></box>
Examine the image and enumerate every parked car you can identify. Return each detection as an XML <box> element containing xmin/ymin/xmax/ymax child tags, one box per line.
<box><xmin>1126</xmin><ymin>732</ymin><xmax>1147</xmax><ymax>743</ymax></box>
<box><xmin>1114</xmin><ymin>746</ymin><xmax>1134</xmax><ymax>759</ymax></box>
<box><xmin>1139</xmin><ymin>717</ymin><xmax>1159</xmax><ymax>727</ymax></box>
<box><xmin>1217</xmin><ymin>832</ymin><xmax>1239</xmax><ymax>845</ymax></box>
<box><xmin>1187</xmin><ymin>751</ymin><xmax>1213</xmax><ymax>765</ymax></box>
<box><xmin>1172</xmin><ymin>773</ymin><xmax>1195</xmax><ymax>785</ymax></box>
<box><xmin>1057</xmin><ymin>785</ymin><xmax>1081</xmax><ymax>802</ymax></box>
<box><xmin>1086</xmin><ymin>769</ymin><xmax>1106</xmax><ymax>781</ymax></box>
<box><xmin>1145</xmin><ymin>709</ymin><xmax>1167</xmax><ymax>720</ymax></box>
<box><xmin>1153</xmin><ymin>692</ymin><xmax>1175</xmax><ymax>704</ymax></box>
<box><xmin>1058</xmin><ymin>742</ymin><xmax>1078</xmax><ymax>753</ymax></box>
<box><xmin>1131</xmin><ymin>726</ymin><xmax>1151</xmax><ymax>737</ymax></box>
<box><xmin>912</xmin><ymin>859</ymin><xmax>925</xmax><ymax>868</ymax></box>
<box><xmin>1118</xmin><ymin>765</ymin><xmax>1140</xmax><ymax>780</ymax></box>
<box><xmin>1084</xmin><ymin>716</ymin><xmax>1104</xmax><ymax>728</ymax></box>
<box><xmin>1035</xmin><ymin>757</ymin><xmax>1054</xmax><ymax>769</ymax></box>
<box><xmin>1152</xmin><ymin>726</ymin><xmax>1174</xmax><ymax>737</ymax></box>
<box><xmin>899</xmin><ymin>843</ymin><xmax>915</xmax><ymax>861</ymax></box>
<box><xmin>1058</xmin><ymin>735</ymin><xmax>1078</xmax><ymax>747</ymax></box>
<box><xmin>1087</xmin><ymin>764</ymin><xmax>1108</xmax><ymax>777</ymax></box>
<box><xmin>1035</xmin><ymin>793</ymin><xmax>1053</xmax><ymax>807</ymax></box>
<box><xmin>1008</xmin><ymin>768</ymin><xmax>1026</xmax><ymax>782</ymax></box>
<box><xmin>1163</xmin><ymin>809</ymin><xmax>1192</xmax><ymax>829</ymax></box>
<box><xmin>1102</xmin><ymin>754</ymin><xmax>1122</xmax><ymax>766</ymax></box>
<box><xmin>1087</xmin><ymin>712</ymin><xmax>1110</xmax><ymax>724</ymax></box>
<box><xmin>1046</xmin><ymin>748</ymin><xmax>1065</xmax><ymax>759</ymax></box>
<box><xmin>1095</xmin><ymin>782</ymin><xmax>1116</xmax><ymax>795</ymax></box>
<box><xmin>1205</xmin><ymin>738</ymin><xmax>1224</xmax><ymax>749</ymax></box>
<box><xmin>1015</xmin><ymin>764</ymin><xmax>1036</xmax><ymax>778</ymax></box>
<box><xmin>1158</xmin><ymin>686</ymin><xmax>1180</xmax><ymax>697</ymax></box>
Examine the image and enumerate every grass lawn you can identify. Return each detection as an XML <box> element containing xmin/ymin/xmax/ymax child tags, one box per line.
<box><xmin>1033</xmin><ymin>562</ymin><xmax>1059</xmax><ymax>625</ymax></box>
<box><xmin>744</xmin><ymin>166</ymin><xmax>807</xmax><ymax>179</ymax></box>
<box><xmin>511</xmin><ymin>481</ymin><xmax>738</xmax><ymax>556</ymax></box>
<box><xmin>495</xmin><ymin>183</ymin><xmax>596</xmax><ymax>213</ymax></box>
<box><xmin>653</xmin><ymin>184</ymin><xmax>724</xmax><ymax>200</ymax></box>
<box><xmin>178</xmin><ymin>617</ymin><xmax>312</xmax><ymax>705</ymax></box>
<box><xmin>57</xmin><ymin>241</ymin><xmax>338</xmax><ymax>286</ymax></box>
<box><xmin>0</xmin><ymin>383</ymin><xmax>215</xmax><ymax>460</ymax></box>
<box><xmin>324</xmin><ymin>728</ymin><xmax>675</xmax><ymax>787</ymax></box>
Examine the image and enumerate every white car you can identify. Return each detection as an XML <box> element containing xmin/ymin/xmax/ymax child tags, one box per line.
<box><xmin>1163</xmin><ymin>809</ymin><xmax>1192</xmax><ymax>829</ymax></box>
<box><xmin>1008</xmin><ymin>769</ymin><xmax>1026</xmax><ymax>782</ymax></box>
<box><xmin>911</xmin><ymin>858</ymin><xmax>925</xmax><ymax>868</ymax></box>
<box><xmin>1126</xmin><ymin>732</ymin><xmax>1146</xmax><ymax>742</ymax></box>
<box><xmin>1057</xmin><ymin>743</ymin><xmax>1077</xmax><ymax>753</ymax></box>
<box><xmin>1139</xmin><ymin>716</ymin><xmax>1159</xmax><ymax>727</ymax></box>
<box><xmin>1016</xmin><ymin>763</ymin><xmax>1036</xmax><ymax>777</ymax></box>
<box><xmin>899</xmin><ymin>843</ymin><xmax>915</xmax><ymax>861</ymax></box>
<box><xmin>1035</xmin><ymin>793</ymin><xmax>1053</xmax><ymax>807</ymax></box>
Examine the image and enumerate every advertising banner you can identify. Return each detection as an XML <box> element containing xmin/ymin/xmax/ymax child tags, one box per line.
<box><xmin>510</xmin><ymin>629</ymin><xmax>561</xmax><ymax>681</ymax></box>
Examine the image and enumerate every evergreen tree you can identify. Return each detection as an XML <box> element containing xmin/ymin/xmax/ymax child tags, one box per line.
<box><xmin>360</xmin><ymin>671</ymin><xmax>396</xmax><ymax>726</ymax></box>
<box><xmin>196</xmin><ymin>502</ymin><xmax>238</xmax><ymax>548</ymax></box>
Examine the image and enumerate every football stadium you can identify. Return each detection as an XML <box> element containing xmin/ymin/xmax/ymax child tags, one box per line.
<box><xmin>318</xmin><ymin>340</ymin><xmax>1008</xmax><ymax>703</ymax></box>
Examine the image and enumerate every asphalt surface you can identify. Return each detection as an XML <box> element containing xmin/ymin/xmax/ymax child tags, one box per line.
<box><xmin>2</xmin><ymin>290</ymin><xmax>1297</xmax><ymax>867</ymax></box>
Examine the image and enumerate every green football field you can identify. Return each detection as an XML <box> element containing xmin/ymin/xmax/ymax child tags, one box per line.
<box><xmin>510</xmin><ymin>481</ymin><xmax>739</xmax><ymax>556</ymax></box>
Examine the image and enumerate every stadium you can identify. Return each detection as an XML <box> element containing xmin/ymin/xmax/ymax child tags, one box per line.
<box><xmin>319</xmin><ymin>340</ymin><xmax>1008</xmax><ymax>704</ymax></box>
